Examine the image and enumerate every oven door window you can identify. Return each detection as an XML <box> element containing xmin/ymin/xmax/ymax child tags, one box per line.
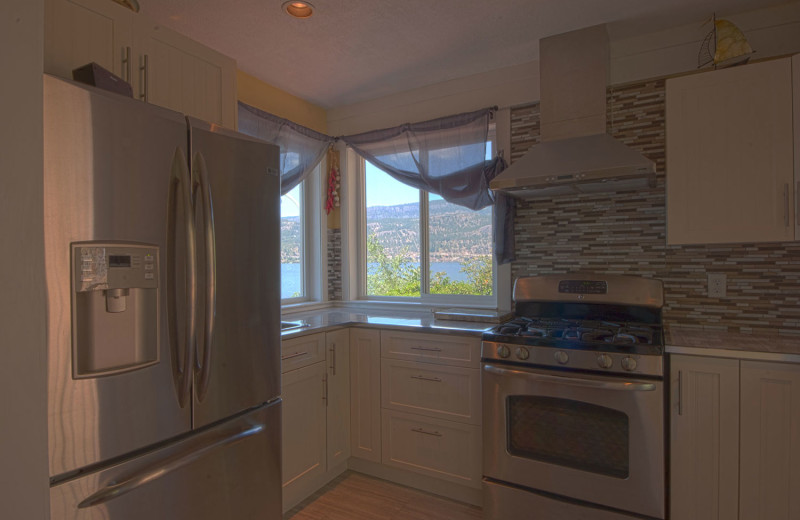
<box><xmin>507</xmin><ymin>396</ymin><xmax>629</xmax><ymax>478</ymax></box>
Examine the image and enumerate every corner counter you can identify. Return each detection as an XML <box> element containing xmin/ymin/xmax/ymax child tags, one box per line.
<box><xmin>666</xmin><ymin>326</ymin><xmax>800</xmax><ymax>363</ymax></box>
<box><xmin>281</xmin><ymin>306</ymin><xmax>494</xmax><ymax>339</ymax></box>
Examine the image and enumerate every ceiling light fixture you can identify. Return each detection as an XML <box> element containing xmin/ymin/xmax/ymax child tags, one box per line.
<box><xmin>282</xmin><ymin>1</ymin><xmax>314</xmax><ymax>19</ymax></box>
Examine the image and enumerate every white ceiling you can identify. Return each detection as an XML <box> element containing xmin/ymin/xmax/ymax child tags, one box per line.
<box><xmin>140</xmin><ymin>0</ymin><xmax>788</xmax><ymax>109</ymax></box>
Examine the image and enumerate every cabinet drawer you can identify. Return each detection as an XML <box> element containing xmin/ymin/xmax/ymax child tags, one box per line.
<box><xmin>380</xmin><ymin>330</ymin><xmax>480</xmax><ymax>368</ymax></box>
<box><xmin>381</xmin><ymin>359</ymin><xmax>480</xmax><ymax>425</ymax></box>
<box><xmin>281</xmin><ymin>333</ymin><xmax>326</xmax><ymax>373</ymax></box>
<box><xmin>381</xmin><ymin>410</ymin><xmax>481</xmax><ymax>489</ymax></box>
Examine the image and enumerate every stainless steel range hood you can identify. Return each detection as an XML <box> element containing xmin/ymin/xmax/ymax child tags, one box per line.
<box><xmin>490</xmin><ymin>25</ymin><xmax>655</xmax><ymax>198</ymax></box>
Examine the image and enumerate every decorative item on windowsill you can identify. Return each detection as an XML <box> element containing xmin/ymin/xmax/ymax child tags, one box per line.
<box><xmin>698</xmin><ymin>13</ymin><xmax>754</xmax><ymax>69</ymax></box>
<box><xmin>325</xmin><ymin>147</ymin><xmax>340</xmax><ymax>215</ymax></box>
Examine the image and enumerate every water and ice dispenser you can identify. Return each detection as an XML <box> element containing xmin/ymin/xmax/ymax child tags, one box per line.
<box><xmin>72</xmin><ymin>242</ymin><xmax>159</xmax><ymax>378</ymax></box>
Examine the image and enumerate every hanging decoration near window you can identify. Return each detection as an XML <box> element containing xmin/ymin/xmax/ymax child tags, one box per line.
<box><xmin>325</xmin><ymin>147</ymin><xmax>341</xmax><ymax>215</ymax></box>
<box><xmin>698</xmin><ymin>14</ymin><xmax>754</xmax><ymax>69</ymax></box>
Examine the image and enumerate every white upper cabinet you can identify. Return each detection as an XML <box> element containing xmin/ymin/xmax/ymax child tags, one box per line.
<box><xmin>44</xmin><ymin>0</ymin><xmax>133</xmax><ymax>81</ymax></box>
<box><xmin>794</xmin><ymin>54</ymin><xmax>800</xmax><ymax>241</ymax></box>
<box><xmin>135</xmin><ymin>18</ymin><xmax>236</xmax><ymax>128</ymax></box>
<box><xmin>45</xmin><ymin>0</ymin><xmax>236</xmax><ymax>129</ymax></box>
<box><xmin>666</xmin><ymin>58</ymin><xmax>795</xmax><ymax>245</ymax></box>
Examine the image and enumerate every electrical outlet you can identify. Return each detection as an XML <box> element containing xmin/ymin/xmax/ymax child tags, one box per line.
<box><xmin>707</xmin><ymin>273</ymin><xmax>727</xmax><ymax>298</ymax></box>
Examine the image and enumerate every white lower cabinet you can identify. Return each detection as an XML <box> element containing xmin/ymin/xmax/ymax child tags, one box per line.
<box><xmin>280</xmin><ymin>329</ymin><xmax>350</xmax><ymax>512</ymax></box>
<box><xmin>379</xmin><ymin>331</ymin><xmax>482</xmax><ymax>490</ymax></box>
<box><xmin>739</xmin><ymin>361</ymin><xmax>800</xmax><ymax>520</ymax></box>
<box><xmin>281</xmin><ymin>361</ymin><xmax>326</xmax><ymax>508</ymax></box>
<box><xmin>671</xmin><ymin>355</ymin><xmax>800</xmax><ymax>520</ymax></box>
<box><xmin>349</xmin><ymin>328</ymin><xmax>382</xmax><ymax>463</ymax></box>
<box><xmin>381</xmin><ymin>409</ymin><xmax>481</xmax><ymax>488</ymax></box>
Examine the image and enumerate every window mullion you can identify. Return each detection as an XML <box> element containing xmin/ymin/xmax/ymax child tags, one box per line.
<box><xmin>420</xmin><ymin>189</ymin><xmax>429</xmax><ymax>296</ymax></box>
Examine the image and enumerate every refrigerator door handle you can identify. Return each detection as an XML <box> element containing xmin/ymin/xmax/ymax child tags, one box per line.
<box><xmin>192</xmin><ymin>152</ymin><xmax>217</xmax><ymax>402</ymax></box>
<box><xmin>77</xmin><ymin>421</ymin><xmax>265</xmax><ymax>509</ymax></box>
<box><xmin>167</xmin><ymin>148</ymin><xmax>197</xmax><ymax>408</ymax></box>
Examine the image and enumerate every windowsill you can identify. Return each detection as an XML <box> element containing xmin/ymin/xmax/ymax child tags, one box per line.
<box><xmin>282</xmin><ymin>298</ymin><xmax>510</xmax><ymax>317</ymax></box>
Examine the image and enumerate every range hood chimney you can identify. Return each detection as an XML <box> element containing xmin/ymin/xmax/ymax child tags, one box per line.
<box><xmin>490</xmin><ymin>25</ymin><xmax>655</xmax><ymax>198</ymax></box>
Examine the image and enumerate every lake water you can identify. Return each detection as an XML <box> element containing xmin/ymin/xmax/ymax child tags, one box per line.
<box><xmin>281</xmin><ymin>261</ymin><xmax>468</xmax><ymax>299</ymax></box>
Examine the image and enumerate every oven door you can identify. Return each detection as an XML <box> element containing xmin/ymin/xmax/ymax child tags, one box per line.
<box><xmin>482</xmin><ymin>363</ymin><xmax>664</xmax><ymax>519</ymax></box>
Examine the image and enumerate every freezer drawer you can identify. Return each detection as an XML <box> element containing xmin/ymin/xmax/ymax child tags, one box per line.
<box><xmin>50</xmin><ymin>401</ymin><xmax>282</xmax><ymax>520</ymax></box>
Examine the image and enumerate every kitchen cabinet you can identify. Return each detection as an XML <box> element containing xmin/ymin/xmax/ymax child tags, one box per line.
<box><xmin>666</xmin><ymin>57</ymin><xmax>796</xmax><ymax>245</ymax></box>
<box><xmin>44</xmin><ymin>0</ymin><xmax>236</xmax><ymax>128</ymax></box>
<box><xmin>670</xmin><ymin>355</ymin><xmax>740</xmax><ymax>520</ymax></box>
<box><xmin>281</xmin><ymin>360</ymin><xmax>326</xmax><ymax>510</ymax></box>
<box><xmin>739</xmin><ymin>361</ymin><xmax>800</xmax><ymax>520</ymax></box>
<box><xmin>280</xmin><ymin>330</ymin><xmax>350</xmax><ymax>512</ymax></box>
<box><xmin>379</xmin><ymin>331</ymin><xmax>482</xmax><ymax>489</ymax></box>
<box><xmin>671</xmin><ymin>354</ymin><xmax>800</xmax><ymax>520</ymax></box>
<box><xmin>44</xmin><ymin>0</ymin><xmax>133</xmax><ymax>82</ymax></box>
<box><xmin>325</xmin><ymin>329</ymin><xmax>350</xmax><ymax>469</ymax></box>
<box><xmin>349</xmin><ymin>327</ymin><xmax>382</xmax><ymax>463</ymax></box>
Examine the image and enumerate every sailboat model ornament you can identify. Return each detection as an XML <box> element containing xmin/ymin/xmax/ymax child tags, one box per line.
<box><xmin>698</xmin><ymin>14</ymin><xmax>754</xmax><ymax>69</ymax></box>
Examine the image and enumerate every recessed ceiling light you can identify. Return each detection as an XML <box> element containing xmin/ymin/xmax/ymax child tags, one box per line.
<box><xmin>282</xmin><ymin>1</ymin><xmax>314</xmax><ymax>19</ymax></box>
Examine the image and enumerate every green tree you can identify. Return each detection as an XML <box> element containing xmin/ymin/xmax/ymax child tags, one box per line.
<box><xmin>367</xmin><ymin>233</ymin><xmax>492</xmax><ymax>297</ymax></box>
<box><xmin>366</xmin><ymin>234</ymin><xmax>420</xmax><ymax>296</ymax></box>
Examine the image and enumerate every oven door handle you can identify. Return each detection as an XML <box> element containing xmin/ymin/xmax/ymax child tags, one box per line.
<box><xmin>483</xmin><ymin>364</ymin><xmax>657</xmax><ymax>392</ymax></box>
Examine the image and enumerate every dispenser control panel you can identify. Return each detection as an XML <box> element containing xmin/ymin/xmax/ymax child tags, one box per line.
<box><xmin>73</xmin><ymin>243</ymin><xmax>159</xmax><ymax>292</ymax></box>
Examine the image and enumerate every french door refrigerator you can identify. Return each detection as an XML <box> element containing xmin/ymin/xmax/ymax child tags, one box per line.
<box><xmin>44</xmin><ymin>74</ymin><xmax>282</xmax><ymax>519</ymax></box>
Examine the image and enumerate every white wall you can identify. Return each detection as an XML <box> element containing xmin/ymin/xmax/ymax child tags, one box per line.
<box><xmin>326</xmin><ymin>61</ymin><xmax>538</xmax><ymax>136</ymax></box>
<box><xmin>610</xmin><ymin>1</ymin><xmax>800</xmax><ymax>85</ymax></box>
<box><xmin>0</xmin><ymin>1</ymin><xmax>50</xmax><ymax>518</ymax></box>
<box><xmin>327</xmin><ymin>1</ymin><xmax>800</xmax><ymax>136</ymax></box>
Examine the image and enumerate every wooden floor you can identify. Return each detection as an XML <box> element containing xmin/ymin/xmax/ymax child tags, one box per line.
<box><xmin>284</xmin><ymin>471</ymin><xmax>483</xmax><ymax>520</ymax></box>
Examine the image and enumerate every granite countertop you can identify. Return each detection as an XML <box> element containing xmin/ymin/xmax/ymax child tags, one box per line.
<box><xmin>281</xmin><ymin>305</ymin><xmax>495</xmax><ymax>339</ymax></box>
<box><xmin>665</xmin><ymin>325</ymin><xmax>800</xmax><ymax>361</ymax></box>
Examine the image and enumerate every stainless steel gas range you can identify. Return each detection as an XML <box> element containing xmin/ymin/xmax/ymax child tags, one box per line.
<box><xmin>482</xmin><ymin>274</ymin><xmax>666</xmax><ymax>520</ymax></box>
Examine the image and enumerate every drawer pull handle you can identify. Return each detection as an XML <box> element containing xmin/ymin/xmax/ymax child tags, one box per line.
<box><xmin>411</xmin><ymin>427</ymin><xmax>442</xmax><ymax>437</ymax></box>
<box><xmin>329</xmin><ymin>343</ymin><xmax>336</xmax><ymax>375</ymax></box>
<box><xmin>281</xmin><ymin>351</ymin><xmax>308</xmax><ymax>361</ymax></box>
<box><xmin>411</xmin><ymin>375</ymin><xmax>442</xmax><ymax>382</ymax></box>
<box><xmin>410</xmin><ymin>346</ymin><xmax>442</xmax><ymax>352</ymax></box>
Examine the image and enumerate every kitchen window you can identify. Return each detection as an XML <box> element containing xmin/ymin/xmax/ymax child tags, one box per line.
<box><xmin>281</xmin><ymin>165</ymin><xmax>323</xmax><ymax>304</ymax></box>
<box><xmin>358</xmin><ymin>131</ymin><xmax>497</xmax><ymax>305</ymax></box>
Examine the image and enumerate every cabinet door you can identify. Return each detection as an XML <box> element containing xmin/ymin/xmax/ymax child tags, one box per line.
<box><xmin>45</xmin><ymin>0</ymin><xmax>133</xmax><ymax>82</ymax></box>
<box><xmin>666</xmin><ymin>58</ymin><xmax>794</xmax><ymax>244</ymax></box>
<box><xmin>670</xmin><ymin>355</ymin><xmax>739</xmax><ymax>520</ymax></box>
<box><xmin>740</xmin><ymin>361</ymin><xmax>800</xmax><ymax>520</ymax></box>
<box><xmin>349</xmin><ymin>328</ymin><xmax>382</xmax><ymax>462</ymax></box>
<box><xmin>326</xmin><ymin>329</ymin><xmax>350</xmax><ymax>468</ymax></box>
<box><xmin>134</xmin><ymin>19</ymin><xmax>236</xmax><ymax>128</ymax></box>
<box><xmin>281</xmin><ymin>362</ymin><xmax>326</xmax><ymax>505</ymax></box>
<box><xmin>794</xmin><ymin>54</ymin><xmax>800</xmax><ymax>241</ymax></box>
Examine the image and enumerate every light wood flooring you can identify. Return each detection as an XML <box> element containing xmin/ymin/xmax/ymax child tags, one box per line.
<box><xmin>284</xmin><ymin>471</ymin><xmax>483</xmax><ymax>520</ymax></box>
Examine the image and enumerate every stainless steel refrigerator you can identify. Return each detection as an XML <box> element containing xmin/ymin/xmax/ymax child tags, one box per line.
<box><xmin>44</xmin><ymin>74</ymin><xmax>282</xmax><ymax>519</ymax></box>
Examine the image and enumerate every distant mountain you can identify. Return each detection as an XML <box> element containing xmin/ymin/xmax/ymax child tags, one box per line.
<box><xmin>281</xmin><ymin>200</ymin><xmax>491</xmax><ymax>263</ymax></box>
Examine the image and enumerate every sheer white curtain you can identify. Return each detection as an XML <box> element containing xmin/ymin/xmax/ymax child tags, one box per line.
<box><xmin>238</xmin><ymin>102</ymin><xmax>334</xmax><ymax>195</ymax></box>
<box><xmin>342</xmin><ymin>108</ymin><xmax>514</xmax><ymax>264</ymax></box>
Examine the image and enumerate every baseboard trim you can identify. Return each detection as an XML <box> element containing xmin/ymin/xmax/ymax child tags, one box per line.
<box><xmin>347</xmin><ymin>457</ymin><xmax>483</xmax><ymax>507</ymax></box>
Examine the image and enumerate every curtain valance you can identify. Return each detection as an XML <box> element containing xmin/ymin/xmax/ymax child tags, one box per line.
<box><xmin>341</xmin><ymin>108</ymin><xmax>514</xmax><ymax>264</ymax></box>
<box><xmin>238</xmin><ymin>102</ymin><xmax>334</xmax><ymax>195</ymax></box>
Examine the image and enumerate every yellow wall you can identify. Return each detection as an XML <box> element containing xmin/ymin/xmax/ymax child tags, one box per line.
<box><xmin>237</xmin><ymin>70</ymin><xmax>328</xmax><ymax>134</ymax></box>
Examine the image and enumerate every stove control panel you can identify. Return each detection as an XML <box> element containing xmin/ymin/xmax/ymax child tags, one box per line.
<box><xmin>482</xmin><ymin>341</ymin><xmax>663</xmax><ymax>378</ymax></box>
<box><xmin>557</xmin><ymin>280</ymin><xmax>608</xmax><ymax>294</ymax></box>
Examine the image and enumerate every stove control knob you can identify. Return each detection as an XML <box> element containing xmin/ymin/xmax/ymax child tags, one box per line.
<box><xmin>496</xmin><ymin>345</ymin><xmax>510</xmax><ymax>358</ymax></box>
<box><xmin>515</xmin><ymin>347</ymin><xmax>530</xmax><ymax>361</ymax></box>
<box><xmin>554</xmin><ymin>351</ymin><xmax>569</xmax><ymax>365</ymax></box>
<box><xmin>597</xmin><ymin>354</ymin><xmax>613</xmax><ymax>369</ymax></box>
<box><xmin>621</xmin><ymin>356</ymin><xmax>638</xmax><ymax>372</ymax></box>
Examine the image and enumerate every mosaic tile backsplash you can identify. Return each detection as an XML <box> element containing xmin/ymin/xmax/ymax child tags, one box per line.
<box><xmin>509</xmin><ymin>79</ymin><xmax>800</xmax><ymax>335</ymax></box>
<box><xmin>328</xmin><ymin>228</ymin><xmax>343</xmax><ymax>301</ymax></box>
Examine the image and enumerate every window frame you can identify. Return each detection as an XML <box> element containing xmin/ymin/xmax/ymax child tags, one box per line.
<box><xmin>354</xmin><ymin>128</ymin><xmax>500</xmax><ymax>308</ymax></box>
<box><xmin>280</xmin><ymin>163</ymin><xmax>325</xmax><ymax>306</ymax></box>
